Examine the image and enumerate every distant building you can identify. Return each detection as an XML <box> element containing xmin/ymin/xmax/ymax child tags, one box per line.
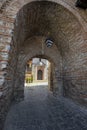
<box><xmin>25</xmin><ymin>58</ymin><xmax>50</xmax><ymax>83</ymax></box>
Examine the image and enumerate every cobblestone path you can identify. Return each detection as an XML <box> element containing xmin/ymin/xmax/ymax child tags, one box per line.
<box><xmin>4</xmin><ymin>86</ymin><xmax>87</xmax><ymax>130</ymax></box>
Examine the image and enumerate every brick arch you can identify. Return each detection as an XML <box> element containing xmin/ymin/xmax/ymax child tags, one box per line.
<box><xmin>13</xmin><ymin>35</ymin><xmax>63</xmax><ymax>100</ymax></box>
<box><xmin>18</xmin><ymin>52</ymin><xmax>59</xmax><ymax>94</ymax></box>
<box><xmin>23</xmin><ymin>54</ymin><xmax>57</xmax><ymax>68</ymax></box>
<box><xmin>5</xmin><ymin>0</ymin><xmax>87</xmax><ymax>108</ymax></box>
<box><xmin>0</xmin><ymin>1</ymin><xmax>87</xmax><ymax>130</ymax></box>
<box><xmin>0</xmin><ymin>0</ymin><xmax>87</xmax><ymax>32</ymax></box>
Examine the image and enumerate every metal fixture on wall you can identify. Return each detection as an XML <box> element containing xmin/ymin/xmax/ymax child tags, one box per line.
<box><xmin>41</xmin><ymin>38</ymin><xmax>54</xmax><ymax>55</ymax></box>
<box><xmin>45</xmin><ymin>38</ymin><xmax>53</xmax><ymax>48</ymax></box>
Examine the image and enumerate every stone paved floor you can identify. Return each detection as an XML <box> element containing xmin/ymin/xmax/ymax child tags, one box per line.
<box><xmin>4</xmin><ymin>86</ymin><xmax>87</xmax><ymax>130</ymax></box>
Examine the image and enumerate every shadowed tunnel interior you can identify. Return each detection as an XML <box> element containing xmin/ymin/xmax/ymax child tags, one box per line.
<box><xmin>0</xmin><ymin>1</ymin><xmax>87</xmax><ymax>130</ymax></box>
<box><xmin>12</xmin><ymin>1</ymin><xmax>86</xmax><ymax>101</ymax></box>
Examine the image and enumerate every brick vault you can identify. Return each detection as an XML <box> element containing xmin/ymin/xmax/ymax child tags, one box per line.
<box><xmin>0</xmin><ymin>0</ymin><xmax>87</xmax><ymax>130</ymax></box>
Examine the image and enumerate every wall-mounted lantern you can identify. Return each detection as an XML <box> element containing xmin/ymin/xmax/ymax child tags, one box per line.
<box><xmin>45</xmin><ymin>38</ymin><xmax>54</xmax><ymax>48</ymax></box>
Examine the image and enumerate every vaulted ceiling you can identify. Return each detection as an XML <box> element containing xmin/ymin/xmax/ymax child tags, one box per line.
<box><xmin>12</xmin><ymin>1</ymin><xmax>84</xmax><ymax>57</ymax></box>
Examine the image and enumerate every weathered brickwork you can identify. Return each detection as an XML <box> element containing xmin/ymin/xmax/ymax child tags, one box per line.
<box><xmin>0</xmin><ymin>16</ymin><xmax>17</xmax><ymax>129</ymax></box>
<box><xmin>14</xmin><ymin>1</ymin><xmax>87</xmax><ymax>103</ymax></box>
<box><xmin>0</xmin><ymin>0</ymin><xmax>87</xmax><ymax>130</ymax></box>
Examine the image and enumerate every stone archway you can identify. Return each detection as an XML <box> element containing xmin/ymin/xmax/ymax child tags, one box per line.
<box><xmin>0</xmin><ymin>0</ymin><xmax>87</xmax><ymax>31</ymax></box>
<box><xmin>0</xmin><ymin>1</ymin><xmax>87</xmax><ymax>130</ymax></box>
<box><xmin>13</xmin><ymin>35</ymin><xmax>63</xmax><ymax>100</ymax></box>
<box><xmin>0</xmin><ymin>1</ymin><xmax>87</xmax><ymax>105</ymax></box>
<box><xmin>12</xmin><ymin>1</ymin><xmax>87</xmax><ymax>102</ymax></box>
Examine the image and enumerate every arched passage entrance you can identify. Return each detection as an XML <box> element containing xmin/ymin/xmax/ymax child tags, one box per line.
<box><xmin>25</xmin><ymin>58</ymin><xmax>49</xmax><ymax>83</ymax></box>
<box><xmin>24</xmin><ymin>57</ymin><xmax>56</xmax><ymax>96</ymax></box>
<box><xmin>13</xmin><ymin>35</ymin><xmax>63</xmax><ymax>100</ymax></box>
<box><xmin>3</xmin><ymin>0</ymin><xmax>86</xmax><ymax>103</ymax></box>
<box><xmin>0</xmin><ymin>1</ymin><xmax>87</xmax><ymax>130</ymax></box>
<box><xmin>11</xmin><ymin>1</ymin><xmax>86</xmax><ymax>102</ymax></box>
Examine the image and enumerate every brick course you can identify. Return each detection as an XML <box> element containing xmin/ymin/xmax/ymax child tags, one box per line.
<box><xmin>0</xmin><ymin>0</ymin><xmax>87</xmax><ymax>130</ymax></box>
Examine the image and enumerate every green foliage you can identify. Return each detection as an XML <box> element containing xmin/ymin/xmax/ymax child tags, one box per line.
<box><xmin>25</xmin><ymin>75</ymin><xmax>33</xmax><ymax>83</ymax></box>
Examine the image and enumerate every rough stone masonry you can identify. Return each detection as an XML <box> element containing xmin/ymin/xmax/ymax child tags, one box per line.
<box><xmin>0</xmin><ymin>0</ymin><xmax>87</xmax><ymax>130</ymax></box>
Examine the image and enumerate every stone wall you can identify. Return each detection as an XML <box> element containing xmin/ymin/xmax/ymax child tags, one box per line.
<box><xmin>0</xmin><ymin>0</ymin><xmax>87</xmax><ymax>130</ymax></box>
<box><xmin>63</xmin><ymin>33</ymin><xmax>87</xmax><ymax>104</ymax></box>
<box><xmin>0</xmin><ymin>16</ymin><xmax>18</xmax><ymax>129</ymax></box>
